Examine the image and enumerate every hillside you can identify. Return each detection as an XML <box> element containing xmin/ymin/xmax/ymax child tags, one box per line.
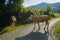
<box><xmin>29</xmin><ymin>2</ymin><xmax>60</xmax><ymax>13</ymax></box>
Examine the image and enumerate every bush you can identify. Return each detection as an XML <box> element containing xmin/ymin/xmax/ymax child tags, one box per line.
<box><xmin>50</xmin><ymin>14</ymin><xmax>56</xmax><ymax>18</ymax></box>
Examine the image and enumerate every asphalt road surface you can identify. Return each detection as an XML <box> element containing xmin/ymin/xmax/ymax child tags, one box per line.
<box><xmin>0</xmin><ymin>18</ymin><xmax>60</xmax><ymax>40</ymax></box>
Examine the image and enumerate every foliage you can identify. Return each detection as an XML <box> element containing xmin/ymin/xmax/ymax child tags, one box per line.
<box><xmin>43</xmin><ymin>4</ymin><xmax>53</xmax><ymax>16</ymax></box>
<box><xmin>0</xmin><ymin>0</ymin><xmax>24</xmax><ymax>31</ymax></box>
<box><xmin>55</xmin><ymin>22</ymin><xmax>60</xmax><ymax>40</ymax></box>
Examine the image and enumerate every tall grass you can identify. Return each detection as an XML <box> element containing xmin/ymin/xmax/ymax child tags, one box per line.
<box><xmin>55</xmin><ymin>22</ymin><xmax>60</xmax><ymax>40</ymax></box>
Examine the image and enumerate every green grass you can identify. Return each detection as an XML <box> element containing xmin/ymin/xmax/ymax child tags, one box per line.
<box><xmin>55</xmin><ymin>22</ymin><xmax>60</xmax><ymax>40</ymax></box>
<box><xmin>0</xmin><ymin>25</ymin><xmax>22</xmax><ymax>34</ymax></box>
<box><xmin>54</xmin><ymin>13</ymin><xmax>60</xmax><ymax>18</ymax></box>
<box><xmin>0</xmin><ymin>23</ymin><xmax>33</xmax><ymax>34</ymax></box>
<box><xmin>0</xmin><ymin>20</ymin><xmax>33</xmax><ymax>34</ymax></box>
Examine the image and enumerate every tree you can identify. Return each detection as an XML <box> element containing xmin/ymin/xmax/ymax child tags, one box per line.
<box><xmin>44</xmin><ymin>4</ymin><xmax>52</xmax><ymax>16</ymax></box>
<box><xmin>0</xmin><ymin>0</ymin><xmax>24</xmax><ymax>31</ymax></box>
<box><xmin>7</xmin><ymin>0</ymin><xmax>24</xmax><ymax>13</ymax></box>
<box><xmin>39</xmin><ymin>9</ymin><xmax>44</xmax><ymax>15</ymax></box>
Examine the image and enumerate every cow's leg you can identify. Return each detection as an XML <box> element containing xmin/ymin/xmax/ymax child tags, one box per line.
<box><xmin>33</xmin><ymin>22</ymin><xmax>36</xmax><ymax>31</ymax></box>
<box><xmin>44</xmin><ymin>22</ymin><xmax>47</xmax><ymax>32</ymax></box>
<box><xmin>45</xmin><ymin>21</ymin><xmax>49</xmax><ymax>32</ymax></box>
<box><xmin>47</xmin><ymin>21</ymin><xmax>49</xmax><ymax>32</ymax></box>
<box><xmin>38</xmin><ymin>22</ymin><xmax>40</xmax><ymax>31</ymax></box>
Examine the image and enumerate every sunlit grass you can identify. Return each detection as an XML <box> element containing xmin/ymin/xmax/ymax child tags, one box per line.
<box><xmin>55</xmin><ymin>22</ymin><xmax>60</xmax><ymax>40</ymax></box>
<box><xmin>0</xmin><ymin>24</ymin><xmax>22</xmax><ymax>34</ymax></box>
<box><xmin>0</xmin><ymin>23</ymin><xmax>32</xmax><ymax>34</ymax></box>
<box><xmin>54</xmin><ymin>13</ymin><xmax>60</xmax><ymax>18</ymax></box>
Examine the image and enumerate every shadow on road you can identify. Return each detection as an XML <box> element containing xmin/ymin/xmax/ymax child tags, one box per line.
<box><xmin>15</xmin><ymin>30</ymin><xmax>49</xmax><ymax>40</ymax></box>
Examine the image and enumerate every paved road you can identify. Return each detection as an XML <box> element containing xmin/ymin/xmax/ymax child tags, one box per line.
<box><xmin>0</xmin><ymin>18</ymin><xmax>60</xmax><ymax>40</ymax></box>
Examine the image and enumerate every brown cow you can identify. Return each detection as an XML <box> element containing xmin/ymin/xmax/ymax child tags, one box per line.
<box><xmin>32</xmin><ymin>15</ymin><xmax>50</xmax><ymax>32</ymax></box>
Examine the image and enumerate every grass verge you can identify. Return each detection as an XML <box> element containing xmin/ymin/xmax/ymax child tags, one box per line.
<box><xmin>0</xmin><ymin>23</ymin><xmax>33</xmax><ymax>34</ymax></box>
<box><xmin>55</xmin><ymin>22</ymin><xmax>60</xmax><ymax>40</ymax></box>
<box><xmin>54</xmin><ymin>13</ymin><xmax>60</xmax><ymax>18</ymax></box>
